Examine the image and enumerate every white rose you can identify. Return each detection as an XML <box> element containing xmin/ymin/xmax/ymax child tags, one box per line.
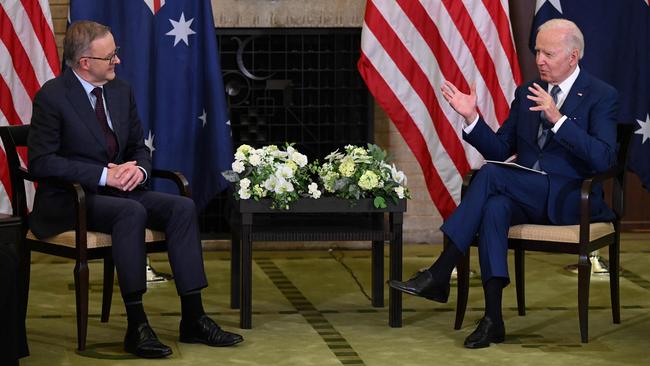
<box><xmin>232</xmin><ymin>160</ymin><xmax>245</xmax><ymax>173</ymax></box>
<box><xmin>394</xmin><ymin>186</ymin><xmax>405</xmax><ymax>199</ymax></box>
<box><xmin>239</xmin><ymin>178</ymin><xmax>251</xmax><ymax>189</ymax></box>
<box><xmin>234</xmin><ymin>151</ymin><xmax>246</xmax><ymax>161</ymax></box>
<box><xmin>238</xmin><ymin>187</ymin><xmax>251</xmax><ymax>199</ymax></box>
<box><xmin>290</xmin><ymin>151</ymin><xmax>308</xmax><ymax>167</ymax></box>
<box><xmin>391</xmin><ymin>164</ymin><xmax>407</xmax><ymax>185</ymax></box>
<box><xmin>277</xmin><ymin>165</ymin><xmax>294</xmax><ymax>179</ymax></box>
<box><xmin>308</xmin><ymin>183</ymin><xmax>321</xmax><ymax>199</ymax></box>
<box><xmin>249</xmin><ymin>153</ymin><xmax>262</xmax><ymax>166</ymax></box>
<box><xmin>264</xmin><ymin>176</ymin><xmax>278</xmax><ymax>192</ymax></box>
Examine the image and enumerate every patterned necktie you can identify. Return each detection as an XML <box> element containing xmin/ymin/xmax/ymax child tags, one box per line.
<box><xmin>537</xmin><ymin>85</ymin><xmax>561</xmax><ymax>149</ymax></box>
<box><xmin>91</xmin><ymin>87</ymin><xmax>117</xmax><ymax>161</ymax></box>
<box><xmin>533</xmin><ymin>85</ymin><xmax>561</xmax><ymax>170</ymax></box>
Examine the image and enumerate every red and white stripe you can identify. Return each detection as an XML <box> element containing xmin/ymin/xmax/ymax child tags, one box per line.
<box><xmin>358</xmin><ymin>0</ymin><xmax>521</xmax><ymax>219</ymax></box>
<box><xmin>1</xmin><ymin>0</ymin><xmax>60</xmax><ymax>214</ymax></box>
<box><xmin>144</xmin><ymin>0</ymin><xmax>166</xmax><ymax>14</ymax></box>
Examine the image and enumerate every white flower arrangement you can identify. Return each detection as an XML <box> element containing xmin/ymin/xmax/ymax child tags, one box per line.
<box><xmin>318</xmin><ymin>144</ymin><xmax>409</xmax><ymax>208</ymax></box>
<box><xmin>223</xmin><ymin>144</ymin><xmax>317</xmax><ymax>209</ymax></box>
<box><xmin>223</xmin><ymin>143</ymin><xmax>409</xmax><ymax>209</ymax></box>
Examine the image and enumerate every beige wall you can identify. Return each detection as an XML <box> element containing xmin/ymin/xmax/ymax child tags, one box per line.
<box><xmin>49</xmin><ymin>0</ymin><xmax>442</xmax><ymax>243</ymax></box>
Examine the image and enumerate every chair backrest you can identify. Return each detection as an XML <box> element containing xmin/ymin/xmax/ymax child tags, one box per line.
<box><xmin>0</xmin><ymin>125</ymin><xmax>30</xmax><ymax>218</ymax></box>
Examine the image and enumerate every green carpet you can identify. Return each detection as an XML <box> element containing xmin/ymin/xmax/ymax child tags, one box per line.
<box><xmin>21</xmin><ymin>233</ymin><xmax>650</xmax><ymax>365</ymax></box>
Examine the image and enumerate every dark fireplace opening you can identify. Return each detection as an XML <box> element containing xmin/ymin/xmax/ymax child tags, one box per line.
<box><xmin>200</xmin><ymin>28</ymin><xmax>374</xmax><ymax>237</ymax></box>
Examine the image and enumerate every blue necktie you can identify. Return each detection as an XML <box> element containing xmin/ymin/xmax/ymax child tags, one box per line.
<box><xmin>533</xmin><ymin>85</ymin><xmax>561</xmax><ymax>170</ymax></box>
<box><xmin>537</xmin><ymin>85</ymin><xmax>561</xmax><ymax>149</ymax></box>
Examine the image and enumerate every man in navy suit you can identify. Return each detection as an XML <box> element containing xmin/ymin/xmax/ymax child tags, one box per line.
<box><xmin>389</xmin><ymin>19</ymin><xmax>618</xmax><ymax>348</ymax></box>
<box><xmin>28</xmin><ymin>21</ymin><xmax>243</xmax><ymax>358</ymax></box>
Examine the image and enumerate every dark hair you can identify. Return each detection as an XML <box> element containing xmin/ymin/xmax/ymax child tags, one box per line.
<box><xmin>63</xmin><ymin>20</ymin><xmax>111</xmax><ymax>68</ymax></box>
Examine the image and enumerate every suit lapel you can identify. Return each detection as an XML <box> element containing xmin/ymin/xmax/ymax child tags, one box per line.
<box><xmin>526</xmin><ymin>80</ymin><xmax>548</xmax><ymax>147</ymax></box>
<box><xmin>63</xmin><ymin>69</ymin><xmax>107</xmax><ymax>150</ymax></box>
<box><xmin>559</xmin><ymin>70</ymin><xmax>589</xmax><ymax>117</ymax></box>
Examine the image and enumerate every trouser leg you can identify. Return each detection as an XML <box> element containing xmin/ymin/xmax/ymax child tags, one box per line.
<box><xmin>129</xmin><ymin>191</ymin><xmax>208</xmax><ymax>295</ymax></box>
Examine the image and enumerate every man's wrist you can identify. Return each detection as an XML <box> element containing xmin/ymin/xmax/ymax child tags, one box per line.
<box><xmin>137</xmin><ymin>166</ymin><xmax>148</xmax><ymax>185</ymax></box>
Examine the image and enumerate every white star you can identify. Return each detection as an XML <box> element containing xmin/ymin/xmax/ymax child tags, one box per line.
<box><xmin>635</xmin><ymin>114</ymin><xmax>650</xmax><ymax>144</ymax></box>
<box><xmin>199</xmin><ymin>109</ymin><xmax>207</xmax><ymax>127</ymax></box>
<box><xmin>535</xmin><ymin>0</ymin><xmax>563</xmax><ymax>15</ymax></box>
<box><xmin>144</xmin><ymin>130</ymin><xmax>156</xmax><ymax>157</ymax></box>
<box><xmin>166</xmin><ymin>12</ymin><xmax>196</xmax><ymax>47</ymax></box>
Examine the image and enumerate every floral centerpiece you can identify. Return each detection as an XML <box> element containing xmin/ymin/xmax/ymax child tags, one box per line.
<box><xmin>223</xmin><ymin>143</ymin><xmax>409</xmax><ymax>209</ymax></box>
<box><xmin>318</xmin><ymin>144</ymin><xmax>408</xmax><ymax>208</ymax></box>
<box><xmin>223</xmin><ymin>144</ymin><xmax>321</xmax><ymax>209</ymax></box>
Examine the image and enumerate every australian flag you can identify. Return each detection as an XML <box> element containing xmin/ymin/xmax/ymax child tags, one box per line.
<box><xmin>69</xmin><ymin>0</ymin><xmax>233</xmax><ymax>209</ymax></box>
<box><xmin>532</xmin><ymin>0</ymin><xmax>650</xmax><ymax>190</ymax></box>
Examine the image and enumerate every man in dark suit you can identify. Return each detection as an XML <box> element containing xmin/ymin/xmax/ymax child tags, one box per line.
<box><xmin>389</xmin><ymin>19</ymin><xmax>618</xmax><ymax>348</ymax></box>
<box><xmin>28</xmin><ymin>20</ymin><xmax>243</xmax><ymax>358</ymax></box>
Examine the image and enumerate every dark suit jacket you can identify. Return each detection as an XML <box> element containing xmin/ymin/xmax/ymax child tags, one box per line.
<box><xmin>464</xmin><ymin>70</ymin><xmax>619</xmax><ymax>225</ymax></box>
<box><xmin>28</xmin><ymin>68</ymin><xmax>151</xmax><ymax>238</ymax></box>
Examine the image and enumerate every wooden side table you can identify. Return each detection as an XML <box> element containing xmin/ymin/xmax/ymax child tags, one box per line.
<box><xmin>230</xmin><ymin>197</ymin><xmax>406</xmax><ymax>329</ymax></box>
<box><xmin>0</xmin><ymin>213</ymin><xmax>29</xmax><ymax>361</ymax></box>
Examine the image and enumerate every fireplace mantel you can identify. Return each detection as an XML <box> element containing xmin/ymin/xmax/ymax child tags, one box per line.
<box><xmin>212</xmin><ymin>0</ymin><xmax>366</xmax><ymax>27</ymax></box>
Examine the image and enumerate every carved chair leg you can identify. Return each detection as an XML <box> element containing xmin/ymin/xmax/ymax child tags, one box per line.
<box><xmin>454</xmin><ymin>245</ymin><xmax>470</xmax><ymax>330</ymax></box>
<box><xmin>514</xmin><ymin>245</ymin><xmax>526</xmax><ymax>316</ymax></box>
<box><xmin>609</xmin><ymin>239</ymin><xmax>621</xmax><ymax>324</ymax></box>
<box><xmin>74</xmin><ymin>260</ymin><xmax>90</xmax><ymax>351</ymax></box>
<box><xmin>577</xmin><ymin>254</ymin><xmax>591</xmax><ymax>343</ymax></box>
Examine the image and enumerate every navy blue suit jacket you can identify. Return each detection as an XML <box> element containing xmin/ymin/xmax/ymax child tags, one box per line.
<box><xmin>28</xmin><ymin>68</ymin><xmax>151</xmax><ymax>238</ymax></box>
<box><xmin>464</xmin><ymin>70</ymin><xmax>619</xmax><ymax>225</ymax></box>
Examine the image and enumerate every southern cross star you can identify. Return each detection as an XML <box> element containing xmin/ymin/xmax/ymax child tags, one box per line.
<box><xmin>635</xmin><ymin>114</ymin><xmax>650</xmax><ymax>144</ymax></box>
<box><xmin>145</xmin><ymin>130</ymin><xmax>156</xmax><ymax>157</ymax></box>
<box><xmin>166</xmin><ymin>12</ymin><xmax>196</xmax><ymax>47</ymax></box>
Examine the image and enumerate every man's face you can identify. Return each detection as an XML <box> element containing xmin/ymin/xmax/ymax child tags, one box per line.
<box><xmin>81</xmin><ymin>33</ymin><xmax>120</xmax><ymax>85</ymax></box>
<box><xmin>535</xmin><ymin>29</ymin><xmax>578</xmax><ymax>85</ymax></box>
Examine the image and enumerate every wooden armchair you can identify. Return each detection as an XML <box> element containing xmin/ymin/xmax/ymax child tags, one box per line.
<box><xmin>0</xmin><ymin>124</ymin><xmax>190</xmax><ymax>351</ymax></box>
<box><xmin>450</xmin><ymin>123</ymin><xmax>633</xmax><ymax>343</ymax></box>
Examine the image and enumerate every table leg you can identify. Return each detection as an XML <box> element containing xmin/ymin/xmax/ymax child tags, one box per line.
<box><xmin>230</xmin><ymin>228</ymin><xmax>241</xmax><ymax>309</ymax></box>
<box><xmin>371</xmin><ymin>240</ymin><xmax>384</xmax><ymax>307</ymax></box>
<box><xmin>389</xmin><ymin>212</ymin><xmax>403</xmax><ymax>327</ymax></box>
<box><xmin>240</xmin><ymin>213</ymin><xmax>253</xmax><ymax>329</ymax></box>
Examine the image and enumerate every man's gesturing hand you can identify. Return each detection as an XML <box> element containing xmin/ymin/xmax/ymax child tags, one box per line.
<box><xmin>527</xmin><ymin>83</ymin><xmax>562</xmax><ymax>123</ymax></box>
<box><xmin>441</xmin><ymin>80</ymin><xmax>478</xmax><ymax>124</ymax></box>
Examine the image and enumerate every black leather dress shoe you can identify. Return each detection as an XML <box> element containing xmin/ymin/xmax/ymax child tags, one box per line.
<box><xmin>387</xmin><ymin>270</ymin><xmax>450</xmax><ymax>303</ymax></box>
<box><xmin>124</xmin><ymin>322</ymin><xmax>172</xmax><ymax>358</ymax></box>
<box><xmin>179</xmin><ymin>315</ymin><xmax>244</xmax><ymax>347</ymax></box>
<box><xmin>463</xmin><ymin>316</ymin><xmax>505</xmax><ymax>349</ymax></box>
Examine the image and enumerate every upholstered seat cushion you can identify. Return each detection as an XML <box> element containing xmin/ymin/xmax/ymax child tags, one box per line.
<box><xmin>26</xmin><ymin>229</ymin><xmax>166</xmax><ymax>249</ymax></box>
<box><xmin>508</xmin><ymin>222</ymin><xmax>614</xmax><ymax>243</ymax></box>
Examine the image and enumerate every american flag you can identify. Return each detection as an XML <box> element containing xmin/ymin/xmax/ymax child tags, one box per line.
<box><xmin>0</xmin><ymin>0</ymin><xmax>59</xmax><ymax>214</ymax></box>
<box><xmin>358</xmin><ymin>0</ymin><xmax>521</xmax><ymax>218</ymax></box>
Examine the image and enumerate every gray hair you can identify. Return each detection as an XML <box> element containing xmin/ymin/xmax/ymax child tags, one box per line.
<box><xmin>63</xmin><ymin>20</ymin><xmax>111</xmax><ymax>68</ymax></box>
<box><xmin>537</xmin><ymin>18</ymin><xmax>584</xmax><ymax>59</ymax></box>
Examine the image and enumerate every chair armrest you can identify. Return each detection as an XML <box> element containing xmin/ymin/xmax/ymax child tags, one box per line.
<box><xmin>579</xmin><ymin>165</ymin><xmax>621</xmax><ymax>243</ymax></box>
<box><xmin>152</xmin><ymin>169</ymin><xmax>191</xmax><ymax>197</ymax></box>
<box><xmin>580</xmin><ymin>165</ymin><xmax>620</xmax><ymax>219</ymax></box>
<box><xmin>461</xmin><ymin>170</ymin><xmax>477</xmax><ymax>197</ymax></box>
<box><xmin>20</xmin><ymin>167</ymin><xmax>90</xmax><ymax>257</ymax></box>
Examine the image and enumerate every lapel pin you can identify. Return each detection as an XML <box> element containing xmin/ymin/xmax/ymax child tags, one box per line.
<box><xmin>577</xmin><ymin>92</ymin><xmax>583</xmax><ymax>97</ymax></box>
